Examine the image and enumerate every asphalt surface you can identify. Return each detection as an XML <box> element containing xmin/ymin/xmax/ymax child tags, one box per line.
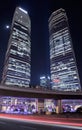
<box><xmin>0</xmin><ymin>118</ymin><xmax>82</xmax><ymax>130</ymax></box>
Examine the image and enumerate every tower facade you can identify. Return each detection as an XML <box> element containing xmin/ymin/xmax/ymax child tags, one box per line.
<box><xmin>1</xmin><ymin>7</ymin><xmax>31</xmax><ymax>87</ymax></box>
<box><xmin>49</xmin><ymin>8</ymin><xmax>81</xmax><ymax>91</ymax></box>
<box><xmin>40</xmin><ymin>76</ymin><xmax>51</xmax><ymax>88</ymax></box>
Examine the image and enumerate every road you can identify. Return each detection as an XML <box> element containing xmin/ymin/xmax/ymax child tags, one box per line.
<box><xmin>0</xmin><ymin>118</ymin><xmax>82</xmax><ymax>130</ymax></box>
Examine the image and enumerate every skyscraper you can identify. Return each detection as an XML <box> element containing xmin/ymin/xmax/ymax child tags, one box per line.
<box><xmin>40</xmin><ymin>76</ymin><xmax>51</xmax><ymax>88</ymax></box>
<box><xmin>1</xmin><ymin>7</ymin><xmax>31</xmax><ymax>87</ymax></box>
<box><xmin>49</xmin><ymin>8</ymin><xmax>81</xmax><ymax>91</ymax></box>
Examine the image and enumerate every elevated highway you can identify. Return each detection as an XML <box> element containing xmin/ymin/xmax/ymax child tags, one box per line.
<box><xmin>0</xmin><ymin>85</ymin><xmax>82</xmax><ymax>99</ymax></box>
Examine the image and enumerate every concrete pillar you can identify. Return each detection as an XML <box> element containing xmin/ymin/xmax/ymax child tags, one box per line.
<box><xmin>55</xmin><ymin>99</ymin><xmax>63</xmax><ymax>114</ymax></box>
<box><xmin>37</xmin><ymin>98</ymin><xmax>44</xmax><ymax>114</ymax></box>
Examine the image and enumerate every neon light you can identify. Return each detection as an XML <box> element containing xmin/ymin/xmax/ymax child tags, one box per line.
<box><xmin>19</xmin><ymin>7</ymin><xmax>27</xmax><ymax>14</ymax></box>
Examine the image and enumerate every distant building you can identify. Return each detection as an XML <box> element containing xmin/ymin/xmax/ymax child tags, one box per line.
<box><xmin>1</xmin><ymin>7</ymin><xmax>31</xmax><ymax>87</ymax></box>
<box><xmin>40</xmin><ymin>76</ymin><xmax>51</xmax><ymax>88</ymax></box>
<box><xmin>49</xmin><ymin>8</ymin><xmax>81</xmax><ymax>91</ymax></box>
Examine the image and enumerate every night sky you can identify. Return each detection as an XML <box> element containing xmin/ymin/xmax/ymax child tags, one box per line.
<box><xmin>0</xmin><ymin>0</ymin><xmax>82</xmax><ymax>86</ymax></box>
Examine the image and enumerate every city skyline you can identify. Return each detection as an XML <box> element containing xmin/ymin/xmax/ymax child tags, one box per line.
<box><xmin>0</xmin><ymin>0</ymin><xmax>82</xmax><ymax>86</ymax></box>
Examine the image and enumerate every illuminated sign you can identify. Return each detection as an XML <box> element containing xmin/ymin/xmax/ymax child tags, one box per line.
<box><xmin>53</xmin><ymin>79</ymin><xmax>60</xmax><ymax>83</ymax></box>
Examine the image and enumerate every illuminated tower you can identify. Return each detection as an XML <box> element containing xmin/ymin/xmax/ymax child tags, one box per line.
<box><xmin>49</xmin><ymin>8</ymin><xmax>81</xmax><ymax>91</ymax></box>
<box><xmin>1</xmin><ymin>7</ymin><xmax>31</xmax><ymax>87</ymax></box>
<box><xmin>40</xmin><ymin>76</ymin><xmax>51</xmax><ymax>88</ymax></box>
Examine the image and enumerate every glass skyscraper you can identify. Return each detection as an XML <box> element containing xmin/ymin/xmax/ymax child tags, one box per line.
<box><xmin>49</xmin><ymin>8</ymin><xmax>81</xmax><ymax>91</ymax></box>
<box><xmin>1</xmin><ymin>7</ymin><xmax>31</xmax><ymax>87</ymax></box>
<box><xmin>40</xmin><ymin>76</ymin><xmax>51</xmax><ymax>88</ymax></box>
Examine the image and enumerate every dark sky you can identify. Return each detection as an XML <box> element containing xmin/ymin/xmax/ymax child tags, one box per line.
<box><xmin>0</xmin><ymin>0</ymin><xmax>82</xmax><ymax>86</ymax></box>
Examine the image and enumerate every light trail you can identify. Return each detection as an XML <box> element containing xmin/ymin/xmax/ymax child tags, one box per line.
<box><xmin>0</xmin><ymin>115</ymin><xmax>82</xmax><ymax>129</ymax></box>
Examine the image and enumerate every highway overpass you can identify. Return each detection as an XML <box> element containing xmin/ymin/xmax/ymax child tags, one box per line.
<box><xmin>0</xmin><ymin>85</ymin><xmax>82</xmax><ymax>99</ymax></box>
